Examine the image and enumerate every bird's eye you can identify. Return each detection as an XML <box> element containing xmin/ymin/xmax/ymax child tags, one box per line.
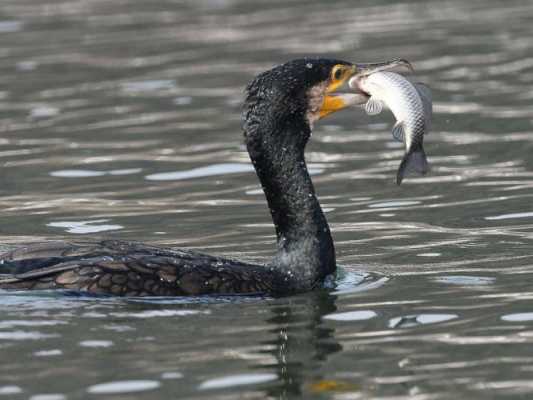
<box><xmin>333</xmin><ymin>67</ymin><xmax>343</xmax><ymax>81</ymax></box>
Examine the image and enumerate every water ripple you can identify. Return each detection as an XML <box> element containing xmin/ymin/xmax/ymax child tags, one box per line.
<box><xmin>0</xmin><ymin>0</ymin><xmax>533</xmax><ymax>398</ymax></box>
<box><xmin>198</xmin><ymin>373</ymin><xmax>277</xmax><ymax>390</ymax></box>
<box><xmin>87</xmin><ymin>380</ymin><xmax>161</xmax><ymax>394</ymax></box>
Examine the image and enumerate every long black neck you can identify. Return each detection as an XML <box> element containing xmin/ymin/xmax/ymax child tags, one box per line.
<box><xmin>245</xmin><ymin>115</ymin><xmax>336</xmax><ymax>290</ymax></box>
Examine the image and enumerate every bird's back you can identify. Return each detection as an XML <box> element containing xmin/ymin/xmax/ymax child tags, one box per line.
<box><xmin>0</xmin><ymin>240</ymin><xmax>278</xmax><ymax>296</ymax></box>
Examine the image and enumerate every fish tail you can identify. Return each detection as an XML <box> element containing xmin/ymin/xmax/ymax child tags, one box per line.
<box><xmin>396</xmin><ymin>145</ymin><xmax>430</xmax><ymax>185</ymax></box>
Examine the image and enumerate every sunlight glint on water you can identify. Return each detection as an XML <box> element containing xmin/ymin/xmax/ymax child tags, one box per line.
<box><xmin>0</xmin><ymin>0</ymin><xmax>533</xmax><ymax>399</ymax></box>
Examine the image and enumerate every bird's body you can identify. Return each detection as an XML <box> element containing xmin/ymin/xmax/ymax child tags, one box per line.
<box><xmin>0</xmin><ymin>58</ymin><xmax>410</xmax><ymax>296</ymax></box>
<box><xmin>0</xmin><ymin>240</ymin><xmax>286</xmax><ymax>296</ymax></box>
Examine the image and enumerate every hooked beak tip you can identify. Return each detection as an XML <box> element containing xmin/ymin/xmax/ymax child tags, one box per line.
<box><xmin>354</xmin><ymin>58</ymin><xmax>414</xmax><ymax>77</ymax></box>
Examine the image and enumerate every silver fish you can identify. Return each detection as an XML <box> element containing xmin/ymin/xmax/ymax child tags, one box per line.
<box><xmin>349</xmin><ymin>71</ymin><xmax>432</xmax><ymax>185</ymax></box>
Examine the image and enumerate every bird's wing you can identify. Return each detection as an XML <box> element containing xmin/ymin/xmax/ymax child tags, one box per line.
<box><xmin>0</xmin><ymin>240</ymin><xmax>276</xmax><ymax>296</ymax></box>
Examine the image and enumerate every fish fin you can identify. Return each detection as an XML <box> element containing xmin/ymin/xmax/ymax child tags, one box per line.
<box><xmin>415</xmin><ymin>83</ymin><xmax>432</xmax><ymax>104</ymax></box>
<box><xmin>364</xmin><ymin>98</ymin><xmax>383</xmax><ymax>115</ymax></box>
<box><xmin>391</xmin><ymin>122</ymin><xmax>405</xmax><ymax>142</ymax></box>
<box><xmin>396</xmin><ymin>145</ymin><xmax>430</xmax><ymax>185</ymax></box>
<box><xmin>415</xmin><ymin>83</ymin><xmax>433</xmax><ymax>130</ymax></box>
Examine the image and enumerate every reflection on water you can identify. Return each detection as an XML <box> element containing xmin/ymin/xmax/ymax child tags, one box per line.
<box><xmin>198</xmin><ymin>373</ymin><xmax>278</xmax><ymax>390</ymax></box>
<box><xmin>87</xmin><ymin>380</ymin><xmax>161</xmax><ymax>395</ymax></box>
<box><xmin>47</xmin><ymin>219</ymin><xmax>123</xmax><ymax>234</ymax></box>
<box><xmin>388</xmin><ymin>313</ymin><xmax>458</xmax><ymax>328</ymax></box>
<box><xmin>323</xmin><ymin>310</ymin><xmax>377</xmax><ymax>321</ymax></box>
<box><xmin>1</xmin><ymin>0</ymin><xmax>533</xmax><ymax>398</ymax></box>
<box><xmin>145</xmin><ymin>163</ymin><xmax>254</xmax><ymax>181</ymax></box>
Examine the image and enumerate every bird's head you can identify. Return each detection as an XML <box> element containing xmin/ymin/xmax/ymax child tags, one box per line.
<box><xmin>242</xmin><ymin>58</ymin><xmax>411</xmax><ymax>150</ymax></box>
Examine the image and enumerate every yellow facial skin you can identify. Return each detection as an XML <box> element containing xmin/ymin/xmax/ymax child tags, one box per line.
<box><xmin>319</xmin><ymin>64</ymin><xmax>358</xmax><ymax>119</ymax></box>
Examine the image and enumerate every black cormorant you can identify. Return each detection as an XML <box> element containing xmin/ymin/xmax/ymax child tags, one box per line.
<box><xmin>0</xmin><ymin>58</ymin><xmax>409</xmax><ymax>296</ymax></box>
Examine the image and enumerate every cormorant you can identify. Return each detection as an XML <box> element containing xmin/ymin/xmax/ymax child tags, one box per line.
<box><xmin>0</xmin><ymin>58</ymin><xmax>409</xmax><ymax>296</ymax></box>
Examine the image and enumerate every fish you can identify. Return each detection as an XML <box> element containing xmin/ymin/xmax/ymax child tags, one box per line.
<box><xmin>349</xmin><ymin>71</ymin><xmax>432</xmax><ymax>185</ymax></box>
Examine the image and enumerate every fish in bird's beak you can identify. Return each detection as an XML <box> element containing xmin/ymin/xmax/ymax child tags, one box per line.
<box><xmin>319</xmin><ymin>58</ymin><xmax>414</xmax><ymax>119</ymax></box>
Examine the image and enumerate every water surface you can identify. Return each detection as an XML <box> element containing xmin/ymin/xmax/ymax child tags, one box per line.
<box><xmin>1</xmin><ymin>0</ymin><xmax>533</xmax><ymax>398</ymax></box>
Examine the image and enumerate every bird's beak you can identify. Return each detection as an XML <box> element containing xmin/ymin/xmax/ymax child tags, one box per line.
<box><xmin>354</xmin><ymin>58</ymin><xmax>414</xmax><ymax>77</ymax></box>
<box><xmin>319</xmin><ymin>59</ymin><xmax>413</xmax><ymax>119</ymax></box>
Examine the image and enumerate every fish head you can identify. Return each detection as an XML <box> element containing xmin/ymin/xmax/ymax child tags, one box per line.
<box><xmin>348</xmin><ymin>59</ymin><xmax>414</xmax><ymax>96</ymax></box>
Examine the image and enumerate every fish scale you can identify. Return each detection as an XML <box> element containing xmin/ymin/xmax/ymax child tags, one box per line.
<box><xmin>350</xmin><ymin>71</ymin><xmax>432</xmax><ymax>184</ymax></box>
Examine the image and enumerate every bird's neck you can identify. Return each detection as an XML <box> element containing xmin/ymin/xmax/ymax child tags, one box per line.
<box><xmin>246</xmin><ymin>120</ymin><xmax>336</xmax><ymax>290</ymax></box>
